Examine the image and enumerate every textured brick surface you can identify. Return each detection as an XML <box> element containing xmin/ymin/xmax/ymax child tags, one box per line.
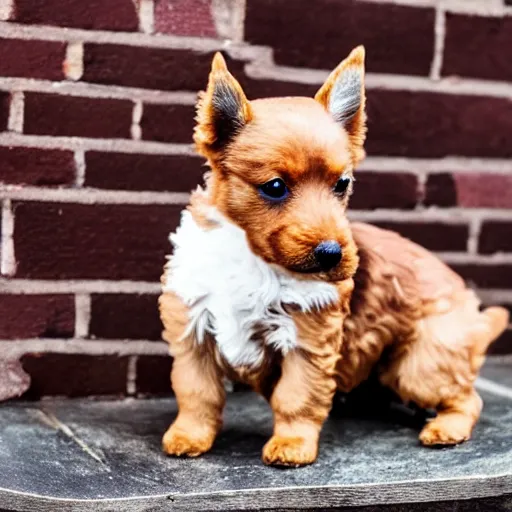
<box><xmin>140</xmin><ymin>104</ymin><xmax>196</xmax><ymax>143</ymax></box>
<box><xmin>452</xmin><ymin>264</ymin><xmax>512</xmax><ymax>289</ymax></box>
<box><xmin>12</xmin><ymin>0</ymin><xmax>138</xmax><ymax>31</ymax></box>
<box><xmin>85</xmin><ymin>152</ymin><xmax>204</xmax><ymax>192</ymax></box>
<box><xmin>426</xmin><ymin>173</ymin><xmax>512</xmax><ymax>208</ymax></box>
<box><xmin>24</xmin><ymin>93</ymin><xmax>133</xmax><ymax>139</ymax></box>
<box><xmin>351</xmin><ymin>172</ymin><xmax>418</xmax><ymax>210</ymax></box>
<box><xmin>0</xmin><ymin>146</ymin><xmax>75</xmax><ymax>186</ymax></box>
<box><xmin>366</xmin><ymin>90</ymin><xmax>512</xmax><ymax>158</ymax></box>
<box><xmin>90</xmin><ymin>294</ymin><xmax>162</xmax><ymax>340</ymax></box>
<box><xmin>0</xmin><ymin>295</ymin><xmax>74</xmax><ymax>339</ymax></box>
<box><xmin>479</xmin><ymin>222</ymin><xmax>512</xmax><ymax>255</ymax></box>
<box><xmin>136</xmin><ymin>355</ymin><xmax>172</xmax><ymax>395</ymax></box>
<box><xmin>0</xmin><ymin>92</ymin><xmax>9</xmax><ymax>132</ymax></box>
<box><xmin>0</xmin><ymin>38</ymin><xmax>65</xmax><ymax>80</ymax></box>
<box><xmin>424</xmin><ymin>173</ymin><xmax>457</xmax><ymax>207</ymax></box>
<box><xmin>154</xmin><ymin>0</ymin><xmax>216</xmax><ymax>37</ymax></box>
<box><xmin>443</xmin><ymin>14</ymin><xmax>512</xmax><ymax>82</ymax></box>
<box><xmin>21</xmin><ymin>354</ymin><xmax>129</xmax><ymax>398</ymax></box>
<box><xmin>245</xmin><ymin>0</ymin><xmax>435</xmax><ymax>75</ymax></box>
<box><xmin>487</xmin><ymin>329</ymin><xmax>512</xmax><ymax>355</ymax></box>
<box><xmin>374</xmin><ymin>222</ymin><xmax>469</xmax><ymax>252</ymax></box>
<box><xmin>13</xmin><ymin>202</ymin><xmax>181</xmax><ymax>281</ymax></box>
<box><xmin>83</xmin><ymin>44</ymin><xmax>218</xmax><ymax>91</ymax></box>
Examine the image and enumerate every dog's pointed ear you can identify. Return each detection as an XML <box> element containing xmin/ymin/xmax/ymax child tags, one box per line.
<box><xmin>194</xmin><ymin>52</ymin><xmax>253</xmax><ymax>155</ymax></box>
<box><xmin>315</xmin><ymin>46</ymin><xmax>366</xmax><ymax>159</ymax></box>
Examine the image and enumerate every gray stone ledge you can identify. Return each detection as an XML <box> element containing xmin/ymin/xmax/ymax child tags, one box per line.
<box><xmin>0</xmin><ymin>359</ymin><xmax>510</xmax><ymax>511</ymax></box>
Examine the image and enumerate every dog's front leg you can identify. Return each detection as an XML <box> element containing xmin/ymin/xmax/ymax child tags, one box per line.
<box><xmin>159</xmin><ymin>292</ymin><xmax>225</xmax><ymax>457</ymax></box>
<box><xmin>262</xmin><ymin>303</ymin><xmax>346</xmax><ymax>467</ymax></box>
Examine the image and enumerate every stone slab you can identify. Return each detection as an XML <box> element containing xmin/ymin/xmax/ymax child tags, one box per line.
<box><xmin>0</xmin><ymin>359</ymin><xmax>510</xmax><ymax>511</ymax></box>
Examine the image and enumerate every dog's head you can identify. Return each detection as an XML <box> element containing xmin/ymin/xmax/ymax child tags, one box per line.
<box><xmin>194</xmin><ymin>47</ymin><xmax>366</xmax><ymax>282</ymax></box>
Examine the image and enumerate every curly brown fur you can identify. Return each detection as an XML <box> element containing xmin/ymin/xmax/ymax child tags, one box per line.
<box><xmin>159</xmin><ymin>49</ymin><xmax>509</xmax><ymax>466</ymax></box>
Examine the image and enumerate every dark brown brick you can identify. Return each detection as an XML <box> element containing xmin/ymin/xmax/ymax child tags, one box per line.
<box><xmin>0</xmin><ymin>295</ymin><xmax>74</xmax><ymax>339</ymax></box>
<box><xmin>426</xmin><ymin>173</ymin><xmax>512</xmax><ymax>208</ymax></box>
<box><xmin>487</xmin><ymin>329</ymin><xmax>512</xmax><ymax>355</ymax></box>
<box><xmin>366</xmin><ymin>90</ymin><xmax>512</xmax><ymax>158</ymax></box>
<box><xmin>21</xmin><ymin>354</ymin><xmax>129</xmax><ymax>398</ymax></box>
<box><xmin>136</xmin><ymin>355</ymin><xmax>172</xmax><ymax>395</ymax></box>
<box><xmin>0</xmin><ymin>146</ymin><xmax>75</xmax><ymax>186</ymax></box>
<box><xmin>350</xmin><ymin>172</ymin><xmax>418</xmax><ymax>210</ymax></box>
<box><xmin>424</xmin><ymin>173</ymin><xmax>457</xmax><ymax>207</ymax></box>
<box><xmin>141</xmin><ymin>104</ymin><xmax>195</xmax><ymax>143</ymax></box>
<box><xmin>24</xmin><ymin>93</ymin><xmax>132</xmax><ymax>139</ymax></box>
<box><xmin>479</xmin><ymin>221</ymin><xmax>512</xmax><ymax>255</ymax></box>
<box><xmin>13</xmin><ymin>0</ymin><xmax>138</xmax><ymax>31</ymax></box>
<box><xmin>85</xmin><ymin>152</ymin><xmax>205</xmax><ymax>192</ymax></box>
<box><xmin>451</xmin><ymin>264</ymin><xmax>512</xmax><ymax>289</ymax></box>
<box><xmin>0</xmin><ymin>38</ymin><xmax>65</xmax><ymax>80</ymax></box>
<box><xmin>154</xmin><ymin>0</ymin><xmax>216</xmax><ymax>37</ymax></box>
<box><xmin>90</xmin><ymin>294</ymin><xmax>162</xmax><ymax>340</ymax></box>
<box><xmin>83</xmin><ymin>44</ymin><xmax>217</xmax><ymax>91</ymax></box>
<box><xmin>0</xmin><ymin>92</ymin><xmax>9</xmax><ymax>131</ymax></box>
<box><xmin>442</xmin><ymin>14</ymin><xmax>512</xmax><ymax>82</ymax></box>
<box><xmin>373</xmin><ymin>222</ymin><xmax>469</xmax><ymax>252</ymax></box>
<box><xmin>239</xmin><ymin>77</ymin><xmax>317</xmax><ymax>100</ymax></box>
<box><xmin>13</xmin><ymin>202</ymin><xmax>182</xmax><ymax>281</ymax></box>
<box><xmin>245</xmin><ymin>0</ymin><xmax>435</xmax><ymax>75</ymax></box>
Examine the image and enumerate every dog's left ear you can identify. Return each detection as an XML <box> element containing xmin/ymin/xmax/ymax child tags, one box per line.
<box><xmin>194</xmin><ymin>52</ymin><xmax>253</xmax><ymax>158</ymax></box>
<box><xmin>315</xmin><ymin>46</ymin><xmax>366</xmax><ymax>162</ymax></box>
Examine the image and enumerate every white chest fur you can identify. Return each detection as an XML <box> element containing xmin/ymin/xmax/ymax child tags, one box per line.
<box><xmin>162</xmin><ymin>207</ymin><xmax>339</xmax><ymax>368</ymax></box>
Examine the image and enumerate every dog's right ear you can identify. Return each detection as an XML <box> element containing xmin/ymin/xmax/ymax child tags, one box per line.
<box><xmin>194</xmin><ymin>53</ymin><xmax>253</xmax><ymax>156</ymax></box>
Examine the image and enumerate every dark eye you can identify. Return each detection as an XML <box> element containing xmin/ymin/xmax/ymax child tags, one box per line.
<box><xmin>258</xmin><ymin>178</ymin><xmax>289</xmax><ymax>202</ymax></box>
<box><xmin>334</xmin><ymin>176</ymin><xmax>351</xmax><ymax>196</ymax></box>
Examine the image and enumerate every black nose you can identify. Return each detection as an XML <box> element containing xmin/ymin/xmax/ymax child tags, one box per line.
<box><xmin>314</xmin><ymin>240</ymin><xmax>342</xmax><ymax>271</ymax></box>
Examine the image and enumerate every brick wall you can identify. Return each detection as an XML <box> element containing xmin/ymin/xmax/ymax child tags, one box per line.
<box><xmin>0</xmin><ymin>0</ymin><xmax>511</xmax><ymax>400</ymax></box>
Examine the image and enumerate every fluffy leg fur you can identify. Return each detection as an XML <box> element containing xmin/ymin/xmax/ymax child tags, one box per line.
<box><xmin>159</xmin><ymin>292</ymin><xmax>226</xmax><ymax>457</ymax></box>
<box><xmin>380</xmin><ymin>294</ymin><xmax>509</xmax><ymax>446</ymax></box>
<box><xmin>263</xmin><ymin>283</ymin><xmax>351</xmax><ymax>467</ymax></box>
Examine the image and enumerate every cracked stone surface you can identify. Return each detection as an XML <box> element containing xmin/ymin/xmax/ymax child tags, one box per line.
<box><xmin>0</xmin><ymin>359</ymin><xmax>510</xmax><ymax>511</ymax></box>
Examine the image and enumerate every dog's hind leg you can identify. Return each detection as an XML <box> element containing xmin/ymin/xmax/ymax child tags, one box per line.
<box><xmin>379</xmin><ymin>294</ymin><xmax>509</xmax><ymax>447</ymax></box>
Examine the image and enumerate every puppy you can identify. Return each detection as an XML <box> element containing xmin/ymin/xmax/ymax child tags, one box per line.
<box><xmin>159</xmin><ymin>47</ymin><xmax>509</xmax><ymax>467</ymax></box>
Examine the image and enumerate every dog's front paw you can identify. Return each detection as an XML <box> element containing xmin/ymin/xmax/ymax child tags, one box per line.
<box><xmin>162</xmin><ymin>424</ymin><xmax>215</xmax><ymax>457</ymax></box>
<box><xmin>262</xmin><ymin>435</ymin><xmax>317</xmax><ymax>467</ymax></box>
<box><xmin>419</xmin><ymin>414</ymin><xmax>472</xmax><ymax>447</ymax></box>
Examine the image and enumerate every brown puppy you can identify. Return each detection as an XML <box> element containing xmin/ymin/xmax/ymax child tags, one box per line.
<box><xmin>159</xmin><ymin>47</ymin><xmax>509</xmax><ymax>467</ymax></box>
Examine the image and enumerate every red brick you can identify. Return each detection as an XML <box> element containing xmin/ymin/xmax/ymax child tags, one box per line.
<box><xmin>424</xmin><ymin>173</ymin><xmax>457</xmax><ymax>207</ymax></box>
<box><xmin>21</xmin><ymin>354</ymin><xmax>129</xmax><ymax>398</ymax></box>
<box><xmin>442</xmin><ymin>14</ymin><xmax>512</xmax><ymax>82</ymax></box>
<box><xmin>487</xmin><ymin>329</ymin><xmax>512</xmax><ymax>355</ymax></box>
<box><xmin>350</xmin><ymin>172</ymin><xmax>418</xmax><ymax>210</ymax></box>
<box><xmin>451</xmin><ymin>264</ymin><xmax>512</xmax><ymax>289</ymax></box>
<box><xmin>13</xmin><ymin>202</ymin><xmax>182</xmax><ymax>281</ymax></box>
<box><xmin>136</xmin><ymin>355</ymin><xmax>172</xmax><ymax>395</ymax></box>
<box><xmin>0</xmin><ymin>295</ymin><xmax>74</xmax><ymax>339</ymax></box>
<box><xmin>12</xmin><ymin>0</ymin><xmax>138</xmax><ymax>31</ymax></box>
<box><xmin>366</xmin><ymin>90</ymin><xmax>512</xmax><ymax>158</ymax></box>
<box><xmin>479</xmin><ymin>222</ymin><xmax>512</xmax><ymax>255</ymax></box>
<box><xmin>0</xmin><ymin>38</ymin><xmax>65</xmax><ymax>80</ymax></box>
<box><xmin>239</xmin><ymin>77</ymin><xmax>318</xmax><ymax>100</ymax></box>
<box><xmin>90</xmin><ymin>294</ymin><xmax>162</xmax><ymax>341</ymax></box>
<box><xmin>83</xmin><ymin>44</ymin><xmax>218</xmax><ymax>91</ymax></box>
<box><xmin>154</xmin><ymin>0</ymin><xmax>216</xmax><ymax>37</ymax></box>
<box><xmin>373</xmin><ymin>222</ymin><xmax>468</xmax><ymax>252</ymax></box>
<box><xmin>141</xmin><ymin>104</ymin><xmax>195</xmax><ymax>143</ymax></box>
<box><xmin>24</xmin><ymin>93</ymin><xmax>132</xmax><ymax>139</ymax></box>
<box><xmin>426</xmin><ymin>173</ymin><xmax>512</xmax><ymax>208</ymax></box>
<box><xmin>0</xmin><ymin>92</ymin><xmax>9</xmax><ymax>131</ymax></box>
<box><xmin>245</xmin><ymin>0</ymin><xmax>435</xmax><ymax>76</ymax></box>
<box><xmin>0</xmin><ymin>146</ymin><xmax>75</xmax><ymax>186</ymax></box>
<box><xmin>85</xmin><ymin>151</ymin><xmax>204</xmax><ymax>192</ymax></box>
